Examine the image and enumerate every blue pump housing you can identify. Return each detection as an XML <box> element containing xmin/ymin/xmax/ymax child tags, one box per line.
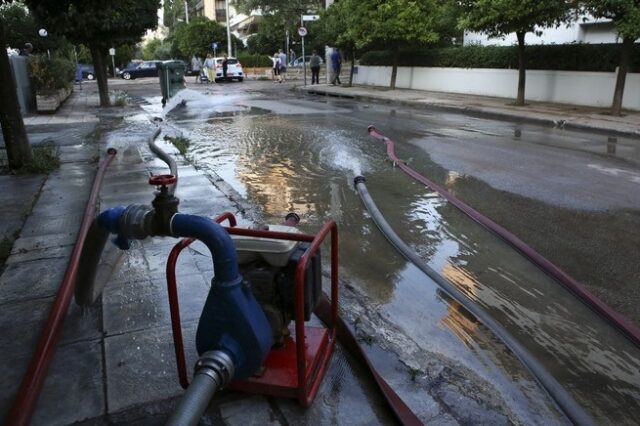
<box><xmin>170</xmin><ymin>214</ymin><xmax>273</xmax><ymax>379</ymax></box>
<box><xmin>96</xmin><ymin>208</ymin><xmax>273</xmax><ymax>380</ymax></box>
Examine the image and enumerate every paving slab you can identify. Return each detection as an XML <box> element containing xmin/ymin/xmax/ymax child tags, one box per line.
<box><xmin>0</xmin><ymin>175</ymin><xmax>44</xmax><ymax>238</ymax></box>
<box><xmin>104</xmin><ymin>322</ymin><xmax>198</xmax><ymax>414</ymax></box>
<box><xmin>0</xmin><ymin>256</ymin><xmax>68</xmax><ymax>303</ymax></box>
<box><xmin>0</xmin><ymin>339</ymin><xmax>104</xmax><ymax>426</ymax></box>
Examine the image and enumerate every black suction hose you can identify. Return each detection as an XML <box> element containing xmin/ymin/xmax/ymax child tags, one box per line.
<box><xmin>353</xmin><ymin>176</ymin><xmax>594</xmax><ymax>426</ymax></box>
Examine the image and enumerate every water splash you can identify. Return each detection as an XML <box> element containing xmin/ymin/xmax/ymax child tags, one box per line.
<box><xmin>320</xmin><ymin>130</ymin><xmax>365</xmax><ymax>176</ymax></box>
<box><xmin>147</xmin><ymin>89</ymin><xmax>246</xmax><ymax>120</ymax></box>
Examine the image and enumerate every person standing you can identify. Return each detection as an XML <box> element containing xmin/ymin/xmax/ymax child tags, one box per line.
<box><xmin>330</xmin><ymin>47</ymin><xmax>342</xmax><ymax>85</ymax></box>
<box><xmin>278</xmin><ymin>49</ymin><xmax>287</xmax><ymax>83</ymax></box>
<box><xmin>222</xmin><ymin>54</ymin><xmax>229</xmax><ymax>82</ymax></box>
<box><xmin>309</xmin><ymin>50</ymin><xmax>321</xmax><ymax>85</ymax></box>
<box><xmin>268</xmin><ymin>52</ymin><xmax>280</xmax><ymax>81</ymax></box>
<box><xmin>289</xmin><ymin>48</ymin><xmax>296</xmax><ymax>66</ymax></box>
<box><xmin>19</xmin><ymin>42</ymin><xmax>33</xmax><ymax>56</ymax></box>
<box><xmin>191</xmin><ymin>55</ymin><xmax>202</xmax><ymax>83</ymax></box>
<box><xmin>204</xmin><ymin>53</ymin><xmax>216</xmax><ymax>83</ymax></box>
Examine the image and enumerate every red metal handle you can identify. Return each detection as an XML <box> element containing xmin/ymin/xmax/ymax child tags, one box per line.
<box><xmin>149</xmin><ymin>174</ymin><xmax>176</xmax><ymax>186</ymax></box>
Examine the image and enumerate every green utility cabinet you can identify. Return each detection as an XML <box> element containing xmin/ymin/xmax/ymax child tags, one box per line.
<box><xmin>158</xmin><ymin>60</ymin><xmax>186</xmax><ymax>106</ymax></box>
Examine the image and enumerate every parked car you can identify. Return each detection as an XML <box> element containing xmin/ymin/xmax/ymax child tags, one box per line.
<box><xmin>211</xmin><ymin>57</ymin><xmax>244</xmax><ymax>82</ymax></box>
<box><xmin>118</xmin><ymin>61</ymin><xmax>162</xmax><ymax>80</ymax></box>
<box><xmin>290</xmin><ymin>56</ymin><xmax>323</xmax><ymax>67</ymax></box>
<box><xmin>76</xmin><ymin>64</ymin><xmax>95</xmax><ymax>80</ymax></box>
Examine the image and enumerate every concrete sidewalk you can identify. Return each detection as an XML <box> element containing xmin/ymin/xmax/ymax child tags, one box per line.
<box><xmin>296</xmin><ymin>83</ymin><xmax>640</xmax><ymax>137</ymax></box>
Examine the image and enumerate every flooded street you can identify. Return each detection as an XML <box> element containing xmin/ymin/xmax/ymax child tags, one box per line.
<box><xmin>145</xmin><ymin>82</ymin><xmax>640</xmax><ymax>424</ymax></box>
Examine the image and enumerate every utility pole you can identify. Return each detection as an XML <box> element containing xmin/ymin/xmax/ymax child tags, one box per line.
<box><xmin>225</xmin><ymin>0</ymin><xmax>232</xmax><ymax>55</ymax></box>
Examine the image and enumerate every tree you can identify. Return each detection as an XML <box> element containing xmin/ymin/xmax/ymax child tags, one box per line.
<box><xmin>142</xmin><ymin>38</ymin><xmax>173</xmax><ymax>60</ymax></box>
<box><xmin>459</xmin><ymin>0</ymin><xmax>571</xmax><ymax>106</ymax></box>
<box><xmin>329</xmin><ymin>0</ymin><xmax>445</xmax><ymax>89</ymax></box>
<box><xmin>25</xmin><ymin>0</ymin><xmax>160</xmax><ymax>107</ymax></box>
<box><xmin>0</xmin><ymin>4</ymin><xmax>32</xmax><ymax>169</ymax></box>
<box><xmin>234</xmin><ymin>0</ymin><xmax>323</xmax><ymax>55</ymax></box>
<box><xmin>582</xmin><ymin>1</ymin><xmax>640</xmax><ymax>115</ymax></box>
<box><xmin>173</xmin><ymin>17</ymin><xmax>241</xmax><ymax>58</ymax></box>
<box><xmin>163</xmin><ymin>0</ymin><xmax>199</xmax><ymax>31</ymax></box>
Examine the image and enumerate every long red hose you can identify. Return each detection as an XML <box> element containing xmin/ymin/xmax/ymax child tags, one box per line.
<box><xmin>368</xmin><ymin>125</ymin><xmax>640</xmax><ymax>348</ymax></box>
<box><xmin>6</xmin><ymin>148</ymin><xmax>118</xmax><ymax>426</ymax></box>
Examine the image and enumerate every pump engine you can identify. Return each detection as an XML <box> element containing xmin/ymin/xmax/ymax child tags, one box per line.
<box><xmin>231</xmin><ymin>225</ymin><xmax>322</xmax><ymax>346</ymax></box>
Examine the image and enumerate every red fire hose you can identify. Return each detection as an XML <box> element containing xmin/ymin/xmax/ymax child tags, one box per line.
<box><xmin>368</xmin><ymin>125</ymin><xmax>640</xmax><ymax>348</ymax></box>
<box><xmin>6</xmin><ymin>148</ymin><xmax>118</xmax><ymax>426</ymax></box>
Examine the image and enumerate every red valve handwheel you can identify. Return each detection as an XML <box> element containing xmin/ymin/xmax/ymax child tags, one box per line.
<box><xmin>149</xmin><ymin>174</ymin><xmax>177</xmax><ymax>186</ymax></box>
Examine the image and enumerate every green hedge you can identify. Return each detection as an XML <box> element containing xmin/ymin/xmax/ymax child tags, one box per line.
<box><xmin>236</xmin><ymin>53</ymin><xmax>273</xmax><ymax>68</ymax></box>
<box><xmin>28</xmin><ymin>55</ymin><xmax>75</xmax><ymax>93</ymax></box>
<box><xmin>359</xmin><ymin>44</ymin><xmax>640</xmax><ymax>72</ymax></box>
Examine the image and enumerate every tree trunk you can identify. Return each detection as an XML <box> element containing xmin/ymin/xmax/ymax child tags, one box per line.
<box><xmin>611</xmin><ymin>37</ymin><xmax>633</xmax><ymax>116</ymax></box>
<box><xmin>348</xmin><ymin>48</ymin><xmax>355</xmax><ymax>87</ymax></box>
<box><xmin>515</xmin><ymin>31</ymin><xmax>526</xmax><ymax>106</ymax></box>
<box><xmin>0</xmin><ymin>17</ymin><xmax>32</xmax><ymax>170</ymax></box>
<box><xmin>90</xmin><ymin>44</ymin><xmax>110</xmax><ymax>107</ymax></box>
<box><xmin>390</xmin><ymin>48</ymin><xmax>398</xmax><ymax>90</ymax></box>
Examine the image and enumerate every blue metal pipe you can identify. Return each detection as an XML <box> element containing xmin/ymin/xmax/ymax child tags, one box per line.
<box><xmin>170</xmin><ymin>213</ymin><xmax>239</xmax><ymax>283</ymax></box>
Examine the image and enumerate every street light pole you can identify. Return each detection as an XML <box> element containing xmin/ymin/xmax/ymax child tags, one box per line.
<box><xmin>184</xmin><ymin>0</ymin><xmax>189</xmax><ymax>24</ymax></box>
<box><xmin>225</xmin><ymin>0</ymin><xmax>232</xmax><ymax>55</ymax></box>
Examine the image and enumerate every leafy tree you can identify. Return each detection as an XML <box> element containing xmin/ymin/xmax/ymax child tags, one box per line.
<box><xmin>0</xmin><ymin>1</ymin><xmax>32</xmax><ymax>169</ymax></box>
<box><xmin>458</xmin><ymin>0</ymin><xmax>571</xmax><ymax>106</ymax></box>
<box><xmin>582</xmin><ymin>0</ymin><xmax>640</xmax><ymax>115</ymax></box>
<box><xmin>234</xmin><ymin>0</ymin><xmax>323</xmax><ymax>56</ymax></box>
<box><xmin>173</xmin><ymin>17</ymin><xmax>241</xmax><ymax>58</ymax></box>
<box><xmin>25</xmin><ymin>0</ymin><xmax>160</xmax><ymax>107</ymax></box>
<box><xmin>163</xmin><ymin>0</ymin><xmax>199</xmax><ymax>31</ymax></box>
<box><xmin>328</xmin><ymin>0</ymin><xmax>446</xmax><ymax>89</ymax></box>
<box><xmin>142</xmin><ymin>38</ymin><xmax>173</xmax><ymax>60</ymax></box>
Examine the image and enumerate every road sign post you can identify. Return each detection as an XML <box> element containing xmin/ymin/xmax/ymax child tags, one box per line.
<box><xmin>300</xmin><ymin>14</ymin><xmax>318</xmax><ymax>86</ymax></box>
<box><xmin>298</xmin><ymin>24</ymin><xmax>308</xmax><ymax>86</ymax></box>
<box><xmin>109</xmin><ymin>48</ymin><xmax>116</xmax><ymax>78</ymax></box>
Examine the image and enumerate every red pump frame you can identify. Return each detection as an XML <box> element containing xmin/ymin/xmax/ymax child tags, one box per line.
<box><xmin>166</xmin><ymin>212</ymin><xmax>338</xmax><ymax>406</ymax></box>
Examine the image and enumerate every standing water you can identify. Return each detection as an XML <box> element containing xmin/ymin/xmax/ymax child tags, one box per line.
<box><xmin>160</xmin><ymin>89</ymin><xmax>640</xmax><ymax>425</ymax></box>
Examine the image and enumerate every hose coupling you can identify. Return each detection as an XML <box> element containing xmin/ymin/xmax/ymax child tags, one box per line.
<box><xmin>283</xmin><ymin>212</ymin><xmax>301</xmax><ymax>226</ymax></box>
<box><xmin>194</xmin><ymin>350</ymin><xmax>235</xmax><ymax>389</ymax></box>
<box><xmin>354</xmin><ymin>176</ymin><xmax>366</xmax><ymax>187</ymax></box>
<box><xmin>119</xmin><ymin>204</ymin><xmax>154</xmax><ymax>240</ymax></box>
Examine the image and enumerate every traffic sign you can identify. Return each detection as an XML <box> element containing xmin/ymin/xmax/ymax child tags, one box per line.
<box><xmin>298</xmin><ymin>27</ymin><xmax>308</xmax><ymax>37</ymax></box>
<box><xmin>109</xmin><ymin>48</ymin><xmax>115</xmax><ymax>56</ymax></box>
<box><xmin>302</xmin><ymin>15</ymin><xmax>319</xmax><ymax>21</ymax></box>
<box><xmin>212</xmin><ymin>42</ymin><xmax>218</xmax><ymax>49</ymax></box>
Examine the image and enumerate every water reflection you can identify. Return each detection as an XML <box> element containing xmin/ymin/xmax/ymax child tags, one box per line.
<box><xmin>164</xmin><ymin>95</ymin><xmax>640</xmax><ymax>425</ymax></box>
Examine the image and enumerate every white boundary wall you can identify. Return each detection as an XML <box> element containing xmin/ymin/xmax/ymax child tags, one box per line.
<box><xmin>353</xmin><ymin>66</ymin><xmax>640</xmax><ymax>111</ymax></box>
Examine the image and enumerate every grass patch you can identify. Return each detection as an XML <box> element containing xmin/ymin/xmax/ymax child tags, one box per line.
<box><xmin>16</xmin><ymin>142</ymin><xmax>60</xmax><ymax>175</ymax></box>
<box><xmin>165</xmin><ymin>135</ymin><xmax>191</xmax><ymax>155</ymax></box>
<box><xmin>113</xmin><ymin>90</ymin><xmax>131</xmax><ymax>107</ymax></box>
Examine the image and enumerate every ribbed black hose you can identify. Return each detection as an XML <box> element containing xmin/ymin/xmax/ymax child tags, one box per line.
<box><xmin>166</xmin><ymin>373</ymin><xmax>220</xmax><ymax>426</ymax></box>
<box><xmin>354</xmin><ymin>176</ymin><xmax>594</xmax><ymax>426</ymax></box>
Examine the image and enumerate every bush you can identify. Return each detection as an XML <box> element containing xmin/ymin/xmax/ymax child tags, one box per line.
<box><xmin>236</xmin><ymin>53</ymin><xmax>273</xmax><ymax>68</ymax></box>
<box><xmin>359</xmin><ymin>43</ymin><xmax>640</xmax><ymax>72</ymax></box>
<box><xmin>28</xmin><ymin>55</ymin><xmax>75</xmax><ymax>94</ymax></box>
